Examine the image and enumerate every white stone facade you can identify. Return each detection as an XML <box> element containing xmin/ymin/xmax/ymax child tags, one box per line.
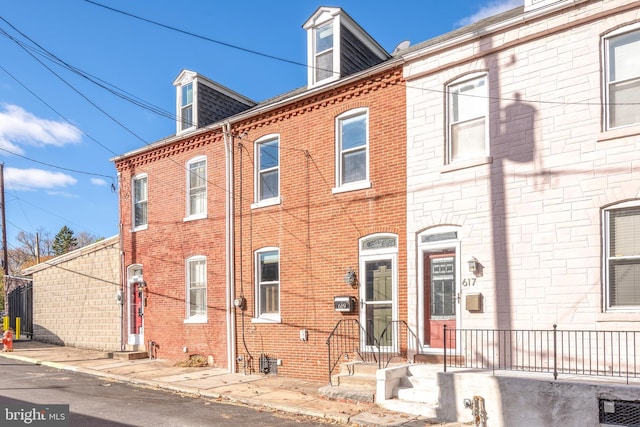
<box><xmin>404</xmin><ymin>0</ymin><xmax>640</xmax><ymax>346</ymax></box>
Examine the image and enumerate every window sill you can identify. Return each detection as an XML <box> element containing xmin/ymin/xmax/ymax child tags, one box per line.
<box><xmin>131</xmin><ymin>225</ymin><xmax>148</xmax><ymax>232</ymax></box>
<box><xmin>598</xmin><ymin>123</ymin><xmax>640</xmax><ymax>142</ymax></box>
<box><xmin>597</xmin><ymin>311</ymin><xmax>640</xmax><ymax>322</ymax></box>
<box><xmin>251</xmin><ymin>316</ymin><xmax>282</xmax><ymax>324</ymax></box>
<box><xmin>332</xmin><ymin>180</ymin><xmax>372</xmax><ymax>194</ymax></box>
<box><xmin>441</xmin><ymin>156</ymin><xmax>493</xmax><ymax>173</ymax></box>
<box><xmin>184</xmin><ymin>317</ymin><xmax>207</xmax><ymax>324</ymax></box>
<box><xmin>183</xmin><ymin>213</ymin><xmax>207</xmax><ymax>222</ymax></box>
<box><xmin>251</xmin><ymin>197</ymin><xmax>281</xmax><ymax>210</ymax></box>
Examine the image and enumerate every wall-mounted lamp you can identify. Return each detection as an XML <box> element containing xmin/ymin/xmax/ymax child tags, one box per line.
<box><xmin>128</xmin><ymin>275</ymin><xmax>147</xmax><ymax>292</ymax></box>
<box><xmin>343</xmin><ymin>268</ymin><xmax>357</xmax><ymax>287</ymax></box>
<box><xmin>468</xmin><ymin>257</ymin><xmax>479</xmax><ymax>273</ymax></box>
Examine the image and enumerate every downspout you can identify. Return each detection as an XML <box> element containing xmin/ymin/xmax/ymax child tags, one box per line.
<box><xmin>117</xmin><ymin>171</ymin><xmax>126</xmax><ymax>351</ymax></box>
<box><xmin>223</xmin><ymin>122</ymin><xmax>236</xmax><ymax>372</ymax></box>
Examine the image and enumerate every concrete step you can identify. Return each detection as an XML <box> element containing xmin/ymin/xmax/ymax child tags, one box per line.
<box><xmin>110</xmin><ymin>351</ymin><xmax>149</xmax><ymax>360</ymax></box>
<box><xmin>318</xmin><ymin>383</ymin><xmax>376</xmax><ymax>403</ymax></box>
<box><xmin>378</xmin><ymin>397</ymin><xmax>439</xmax><ymax>419</ymax></box>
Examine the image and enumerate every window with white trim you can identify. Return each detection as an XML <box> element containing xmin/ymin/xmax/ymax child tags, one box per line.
<box><xmin>447</xmin><ymin>73</ymin><xmax>489</xmax><ymax>163</ymax></box>
<box><xmin>255</xmin><ymin>248</ymin><xmax>280</xmax><ymax>322</ymax></box>
<box><xmin>255</xmin><ymin>135</ymin><xmax>279</xmax><ymax>203</ymax></box>
<box><xmin>180</xmin><ymin>82</ymin><xmax>194</xmax><ymax>131</ymax></box>
<box><xmin>132</xmin><ymin>174</ymin><xmax>148</xmax><ymax>230</ymax></box>
<box><xmin>336</xmin><ymin>108</ymin><xmax>369</xmax><ymax>189</ymax></box>
<box><xmin>314</xmin><ymin>21</ymin><xmax>335</xmax><ymax>84</ymax></box>
<box><xmin>604</xmin><ymin>25</ymin><xmax>640</xmax><ymax>130</ymax></box>
<box><xmin>187</xmin><ymin>156</ymin><xmax>206</xmax><ymax>218</ymax></box>
<box><xmin>604</xmin><ymin>202</ymin><xmax>640</xmax><ymax>311</ymax></box>
<box><xmin>186</xmin><ymin>256</ymin><xmax>207</xmax><ymax>321</ymax></box>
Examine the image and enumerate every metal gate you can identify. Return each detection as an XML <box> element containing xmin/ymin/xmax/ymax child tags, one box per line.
<box><xmin>7</xmin><ymin>282</ymin><xmax>33</xmax><ymax>339</ymax></box>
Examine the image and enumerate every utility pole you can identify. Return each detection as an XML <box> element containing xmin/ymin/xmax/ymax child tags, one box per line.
<box><xmin>0</xmin><ymin>164</ymin><xmax>7</xmax><ymax>314</ymax></box>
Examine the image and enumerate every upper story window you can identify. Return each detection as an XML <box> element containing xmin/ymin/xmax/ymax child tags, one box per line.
<box><xmin>186</xmin><ymin>156</ymin><xmax>207</xmax><ymax>219</ymax></box>
<box><xmin>334</xmin><ymin>108</ymin><xmax>370</xmax><ymax>192</ymax></box>
<box><xmin>604</xmin><ymin>25</ymin><xmax>640</xmax><ymax>130</ymax></box>
<box><xmin>447</xmin><ymin>73</ymin><xmax>489</xmax><ymax>164</ymax></box>
<box><xmin>254</xmin><ymin>248</ymin><xmax>280</xmax><ymax>323</ymax></box>
<box><xmin>603</xmin><ymin>201</ymin><xmax>640</xmax><ymax>312</ymax></box>
<box><xmin>314</xmin><ymin>21</ymin><xmax>335</xmax><ymax>83</ymax></box>
<box><xmin>254</xmin><ymin>135</ymin><xmax>280</xmax><ymax>206</ymax></box>
<box><xmin>303</xmin><ymin>7</ymin><xmax>389</xmax><ymax>89</ymax></box>
<box><xmin>132</xmin><ymin>174</ymin><xmax>148</xmax><ymax>230</ymax></box>
<box><xmin>186</xmin><ymin>256</ymin><xmax>207</xmax><ymax>322</ymax></box>
<box><xmin>180</xmin><ymin>82</ymin><xmax>194</xmax><ymax>132</ymax></box>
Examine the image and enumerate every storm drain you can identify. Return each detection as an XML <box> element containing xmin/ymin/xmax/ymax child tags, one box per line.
<box><xmin>599</xmin><ymin>399</ymin><xmax>640</xmax><ymax>426</ymax></box>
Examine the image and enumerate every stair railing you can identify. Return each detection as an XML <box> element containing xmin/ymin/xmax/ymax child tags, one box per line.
<box><xmin>378</xmin><ymin>320</ymin><xmax>424</xmax><ymax>369</ymax></box>
<box><xmin>326</xmin><ymin>319</ymin><xmax>378</xmax><ymax>385</ymax></box>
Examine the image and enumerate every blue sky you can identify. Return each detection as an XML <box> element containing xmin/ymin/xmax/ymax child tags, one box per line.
<box><xmin>0</xmin><ymin>0</ymin><xmax>521</xmax><ymax>249</ymax></box>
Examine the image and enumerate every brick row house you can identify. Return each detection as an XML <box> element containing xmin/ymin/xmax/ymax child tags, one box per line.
<box><xmin>113</xmin><ymin>7</ymin><xmax>407</xmax><ymax>380</ymax></box>
<box><xmin>111</xmin><ymin>1</ymin><xmax>640</xmax><ymax>423</ymax></box>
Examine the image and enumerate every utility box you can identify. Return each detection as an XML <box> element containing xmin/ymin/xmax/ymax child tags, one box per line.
<box><xmin>466</xmin><ymin>293</ymin><xmax>483</xmax><ymax>312</ymax></box>
<box><xmin>334</xmin><ymin>296</ymin><xmax>356</xmax><ymax>312</ymax></box>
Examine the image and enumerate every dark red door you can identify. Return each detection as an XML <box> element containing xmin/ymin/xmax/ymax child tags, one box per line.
<box><xmin>424</xmin><ymin>252</ymin><xmax>456</xmax><ymax>348</ymax></box>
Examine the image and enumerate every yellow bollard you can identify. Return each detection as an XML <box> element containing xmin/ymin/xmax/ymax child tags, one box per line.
<box><xmin>2</xmin><ymin>316</ymin><xmax>7</xmax><ymax>332</ymax></box>
<box><xmin>15</xmin><ymin>317</ymin><xmax>20</xmax><ymax>340</ymax></box>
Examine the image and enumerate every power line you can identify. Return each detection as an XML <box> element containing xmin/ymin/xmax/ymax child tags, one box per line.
<box><xmin>84</xmin><ymin>0</ymin><xmax>309</xmax><ymax>70</ymax></box>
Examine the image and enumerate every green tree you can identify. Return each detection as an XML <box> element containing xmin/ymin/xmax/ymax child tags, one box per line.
<box><xmin>52</xmin><ymin>226</ymin><xmax>78</xmax><ymax>256</ymax></box>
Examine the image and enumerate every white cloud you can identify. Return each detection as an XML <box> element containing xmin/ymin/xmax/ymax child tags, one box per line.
<box><xmin>455</xmin><ymin>0</ymin><xmax>523</xmax><ymax>28</ymax></box>
<box><xmin>4</xmin><ymin>167</ymin><xmax>77</xmax><ymax>192</ymax></box>
<box><xmin>91</xmin><ymin>178</ymin><xmax>107</xmax><ymax>186</ymax></box>
<box><xmin>0</xmin><ymin>104</ymin><xmax>82</xmax><ymax>155</ymax></box>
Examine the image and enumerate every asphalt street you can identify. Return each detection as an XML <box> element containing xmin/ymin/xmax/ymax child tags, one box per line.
<box><xmin>0</xmin><ymin>357</ymin><xmax>337</xmax><ymax>427</ymax></box>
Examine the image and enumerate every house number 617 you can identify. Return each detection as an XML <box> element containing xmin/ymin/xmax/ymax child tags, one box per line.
<box><xmin>462</xmin><ymin>278</ymin><xmax>476</xmax><ymax>287</ymax></box>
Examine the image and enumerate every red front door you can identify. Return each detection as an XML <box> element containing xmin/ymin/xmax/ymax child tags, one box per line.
<box><xmin>424</xmin><ymin>252</ymin><xmax>456</xmax><ymax>348</ymax></box>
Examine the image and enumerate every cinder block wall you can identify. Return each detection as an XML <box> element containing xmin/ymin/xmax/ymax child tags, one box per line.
<box><xmin>31</xmin><ymin>236</ymin><xmax>121</xmax><ymax>350</ymax></box>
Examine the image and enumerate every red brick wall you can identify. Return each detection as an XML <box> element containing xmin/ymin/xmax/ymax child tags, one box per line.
<box><xmin>115</xmin><ymin>132</ymin><xmax>229</xmax><ymax>367</ymax></box>
<box><xmin>232</xmin><ymin>66</ymin><xmax>407</xmax><ymax>381</ymax></box>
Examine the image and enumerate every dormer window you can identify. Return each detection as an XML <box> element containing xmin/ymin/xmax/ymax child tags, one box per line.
<box><xmin>304</xmin><ymin>7</ymin><xmax>389</xmax><ymax>89</ymax></box>
<box><xmin>180</xmin><ymin>83</ymin><xmax>194</xmax><ymax>131</ymax></box>
<box><xmin>314</xmin><ymin>21</ymin><xmax>335</xmax><ymax>83</ymax></box>
<box><xmin>173</xmin><ymin>69</ymin><xmax>256</xmax><ymax>135</ymax></box>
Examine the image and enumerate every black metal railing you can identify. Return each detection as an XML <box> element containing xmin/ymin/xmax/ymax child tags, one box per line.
<box><xmin>378</xmin><ymin>320</ymin><xmax>424</xmax><ymax>369</ymax></box>
<box><xmin>326</xmin><ymin>319</ymin><xmax>377</xmax><ymax>385</ymax></box>
<box><xmin>326</xmin><ymin>319</ymin><xmax>423</xmax><ymax>384</ymax></box>
<box><xmin>444</xmin><ymin>325</ymin><xmax>640</xmax><ymax>384</ymax></box>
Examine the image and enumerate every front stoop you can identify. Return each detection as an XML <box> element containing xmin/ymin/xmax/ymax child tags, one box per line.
<box><xmin>377</xmin><ymin>363</ymin><xmax>441</xmax><ymax>419</ymax></box>
<box><xmin>110</xmin><ymin>351</ymin><xmax>149</xmax><ymax>361</ymax></box>
<box><xmin>318</xmin><ymin>361</ymin><xmax>378</xmax><ymax>403</ymax></box>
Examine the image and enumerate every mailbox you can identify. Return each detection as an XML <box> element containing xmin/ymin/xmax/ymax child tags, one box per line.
<box><xmin>334</xmin><ymin>296</ymin><xmax>356</xmax><ymax>312</ymax></box>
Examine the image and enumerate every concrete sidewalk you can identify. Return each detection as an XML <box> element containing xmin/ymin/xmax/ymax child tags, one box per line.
<box><xmin>0</xmin><ymin>340</ymin><xmax>467</xmax><ymax>427</ymax></box>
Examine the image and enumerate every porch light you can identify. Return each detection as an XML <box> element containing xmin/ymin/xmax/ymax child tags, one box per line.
<box><xmin>468</xmin><ymin>257</ymin><xmax>479</xmax><ymax>273</ymax></box>
<box><xmin>343</xmin><ymin>268</ymin><xmax>357</xmax><ymax>286</ymax></box>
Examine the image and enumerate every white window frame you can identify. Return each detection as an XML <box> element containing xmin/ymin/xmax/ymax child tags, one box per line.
<box><xmin>178</xmin><ymin>81</ymin><xmax>195</xmax><ymax>133</ymax></box>
<box><xmin>307</xmin><ymin>18</ymin><xmax>340</xmax><ymax>87</ymax></box>
<box><xmin>253</xmin><ymin>247</ymin><xmax>281</xmax><ymax>323</ymax></box>
<box><xmin>185</xmin><ymin>156</ymin><xmax>207</xmax><ymax>220</ymax></box>
<box><xmin>603</xmin><ymin>23</ymin><xmax>640</xmax><ymax>131</ymax></box>
<box><xmin>185</xmin><ymin>256</ymin><xmax>207</xmax><ymax>323</ymax></box>
<box><xmin>603</xmin><ymin>200</ymin><xmax>640</xmax><ymax>312</ymax></box>
<box><xmin>333</xmin><ymin>108</ymin><xmax>371</xmax><ymax>193</ymax></box>
<box><xmin>132</xmin><ymin>173</ymin><xmax>148</xmax><ymax>231</ymax></box>
<box><xmin>252</xmin><ymin>134</ymin><xmax>281</xmax><ymax>209</ymax></box>
<box><xmin>446</xmin><ymin>72</ymin><xmax>489</xmax><ymax>165</ymax></box>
